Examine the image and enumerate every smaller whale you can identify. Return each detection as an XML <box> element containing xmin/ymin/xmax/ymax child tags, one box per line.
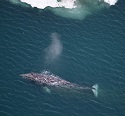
<box><xmin>20</xmin><ymin>71</ymin><xmax>98</xmax><ymax>97</ymax></box>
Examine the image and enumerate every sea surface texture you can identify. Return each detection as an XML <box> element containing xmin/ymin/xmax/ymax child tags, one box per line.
<box><xmin>0</xmin><ymin>0</ymin><xmax>125</xmax><ymax>116</ymax></box>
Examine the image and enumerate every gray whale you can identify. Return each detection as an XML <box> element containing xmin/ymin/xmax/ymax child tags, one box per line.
<box><xmin>20</xmin><ymin>71</ymin><xmax>98</xmax><ymax>97</ymax></box>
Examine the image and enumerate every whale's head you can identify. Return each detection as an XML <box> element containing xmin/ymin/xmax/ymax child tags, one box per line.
<box><xmin>20</xmin><ymin>72</ymin><xmax>37</xmax><ymax>81</ymax></box>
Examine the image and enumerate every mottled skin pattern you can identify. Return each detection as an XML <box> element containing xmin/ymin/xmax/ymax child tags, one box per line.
<box><xmin>20</xmin><ymin>72</ymin><xmax>97</xmax><ymax>96</ymax></box>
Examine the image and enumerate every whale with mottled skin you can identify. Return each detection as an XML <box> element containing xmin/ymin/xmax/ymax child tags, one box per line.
<box><xmin>20</xmin><ymin>71</ymin><xmax>98</xmax><ymax>97</ymax></box>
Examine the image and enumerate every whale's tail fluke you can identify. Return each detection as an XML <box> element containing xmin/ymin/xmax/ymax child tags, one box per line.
<box><xmin>92</xmin><ymin>84</ymin><xmax>99</xmax><ymax>97</ymax></box>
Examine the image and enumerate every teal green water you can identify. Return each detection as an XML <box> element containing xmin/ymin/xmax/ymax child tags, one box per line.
<box><xmin>0</xmin><ymin>0</ymin><xmax>125</xmax><ymax>116</ymax></box>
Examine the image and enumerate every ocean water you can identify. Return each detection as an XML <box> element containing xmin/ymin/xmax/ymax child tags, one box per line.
<box><xmin>0</xmin><ymin>0</ymin><xmax>125</xmax><ymax>116</ymax></box>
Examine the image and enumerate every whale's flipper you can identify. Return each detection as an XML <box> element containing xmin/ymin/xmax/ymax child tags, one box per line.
<box><xmin>43</xmin><ymin>87</ymin><xmax>51</xmax><ymax>93</ymax></box>
<box><xmin>92</xmin><ymin>84</ymin><xmax>98</xmax><ymax>97</ymax></box>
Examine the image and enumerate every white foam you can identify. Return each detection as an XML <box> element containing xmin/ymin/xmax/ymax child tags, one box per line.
<box><xmin>8</xmin><ymin>0</ymin><xmax>118</xmax><ymax>20</ymax></box>
<box><xmin>103</xmin><ymin>0</ymin><xmax>118</xmax><ymax>5</ymax></box>
<box><xmin>20</xmin><ymin>0</ymin><xmax>77</xmax><ymax>9</ymax></box>
<box><xmin>18</xmin><ymin>0</ymin><xmax>118</xmax><ymax>9</ymax></box>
